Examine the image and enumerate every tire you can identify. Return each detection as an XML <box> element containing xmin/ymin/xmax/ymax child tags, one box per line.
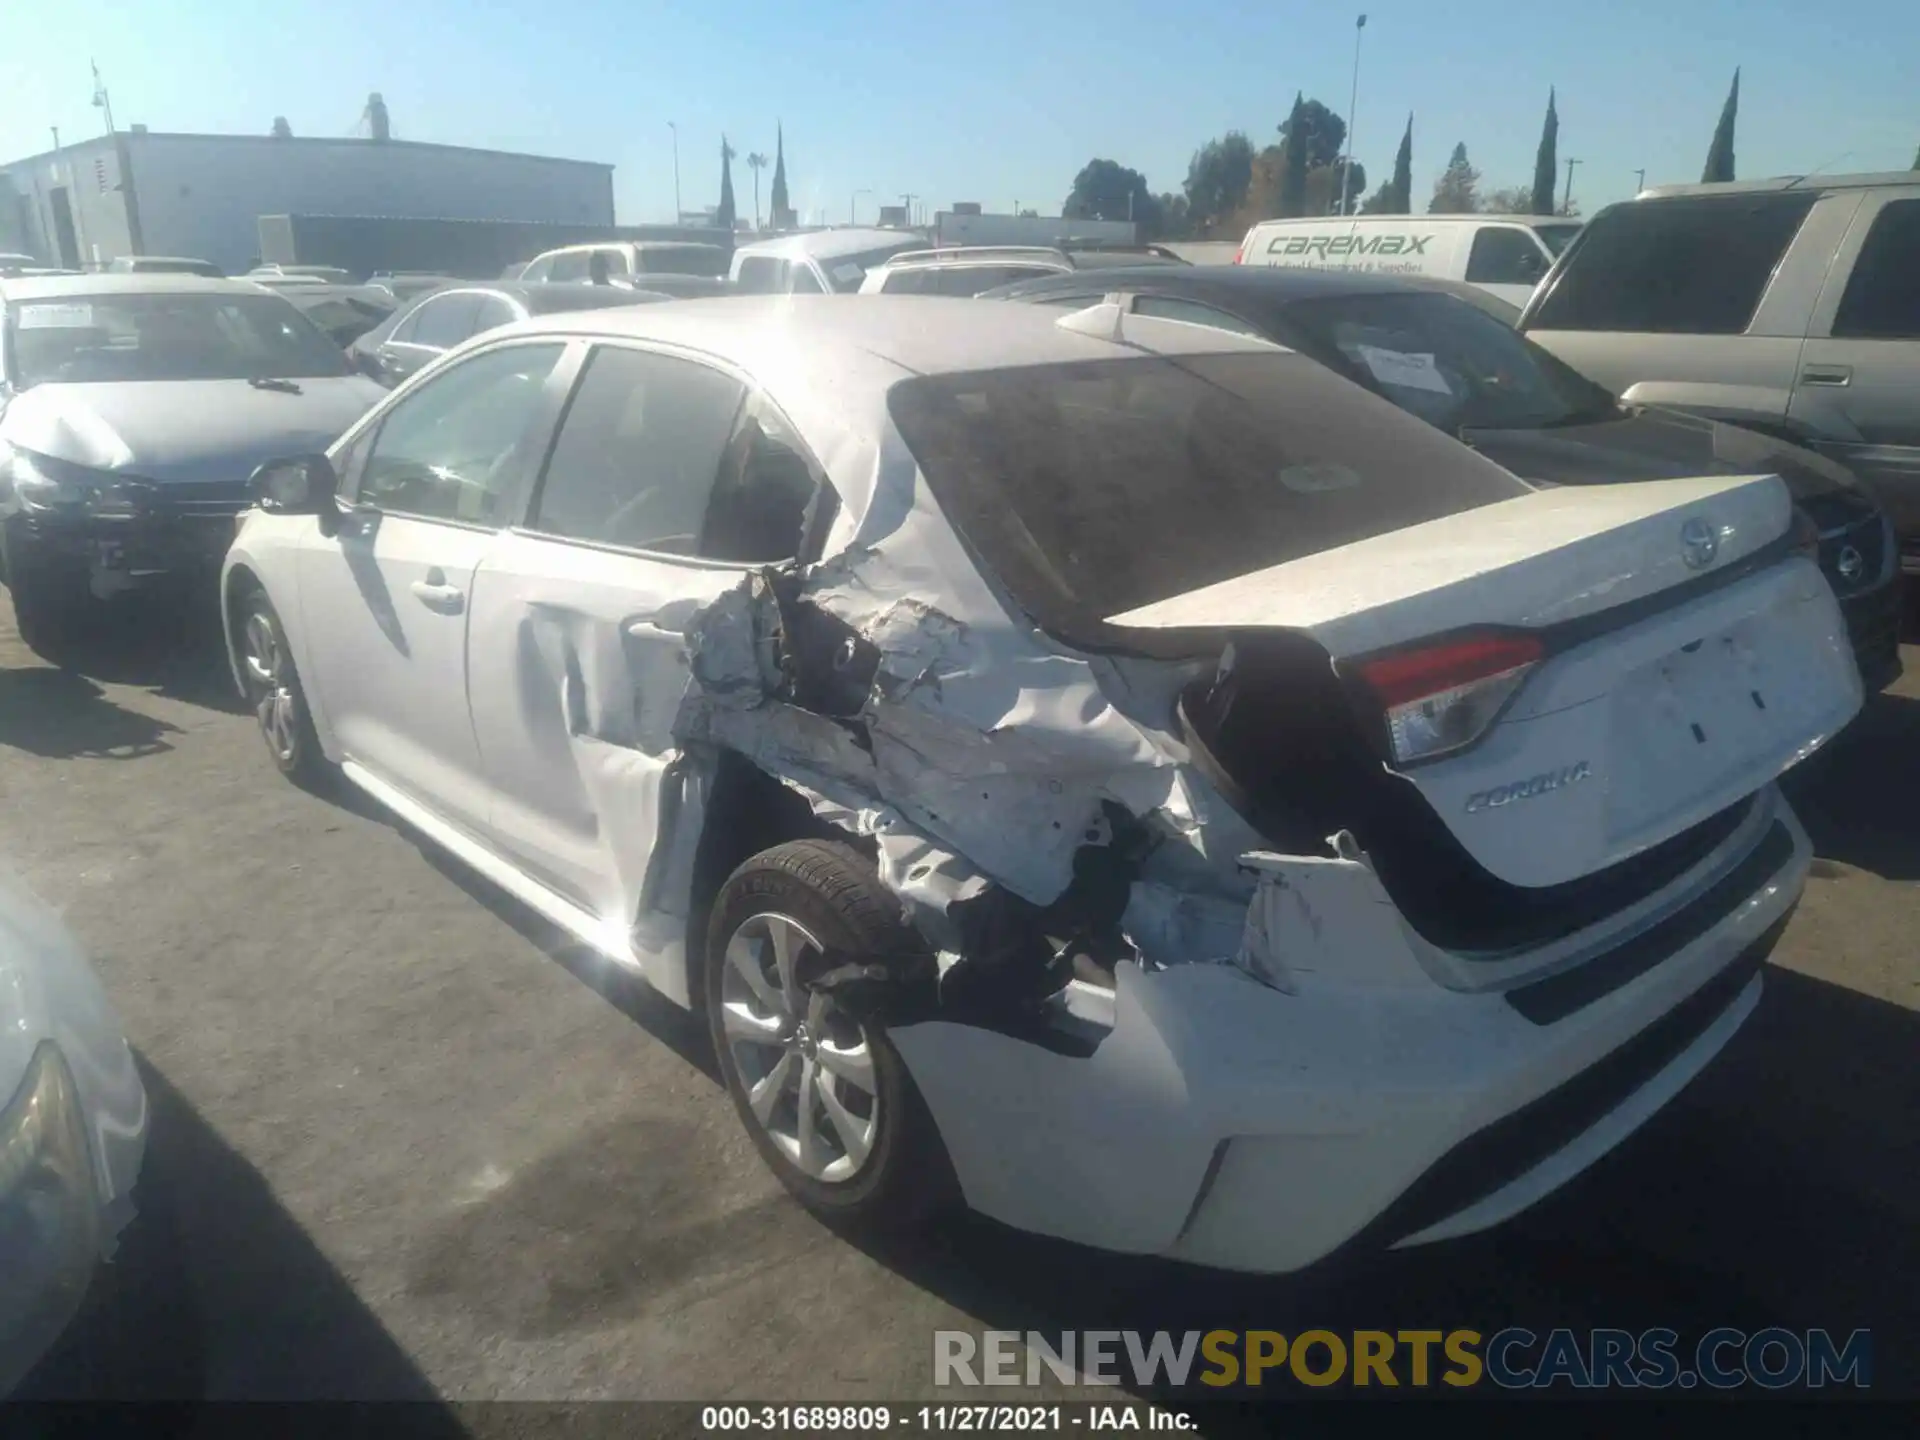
<box><xmin>234</xmin><ymin>584</ymin><xmax>331</xmax><ymax>790</ymax></box>
<box><xmin>2</xmin><ymin>529</ymin><xmax>88</xmax><ymax>657</ymax></box>
<box><xmin>705</xmin><ymin>839</ymin><xmax>957</xmax><ymax>1231</ymax></box>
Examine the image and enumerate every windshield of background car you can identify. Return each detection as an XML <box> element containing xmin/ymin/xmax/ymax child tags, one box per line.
<box><xmin>823</xmin><ymin>244</ymin><xmax>926</xmax><ymax>293</ymax></box>
<box><xmin>1534</xmin><ymin>223</ymin><xmax>1583</xmax><ymax>256</ymax></box>
<box><xmin>888</xmin><ymin>352</ymin><xmax>1529</xmax><ymax>644</ymax></box>
<box><xmin>1278</xmin><ymin>290</ymin><xmax>1619</xmax><ymax>433</ymax></box>
<box><xmin>9</xmin><ymin>292</ymin><xmax>352</xmax><ymax>386</ymax></box>
<box><xmin>636</xmin><ymin>245</ymin><xmax>730</xmax><ymax>277</ymax></box>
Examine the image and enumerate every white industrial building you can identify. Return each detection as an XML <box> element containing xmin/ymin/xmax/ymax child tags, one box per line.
<box><xmin>0</xmin><ymin>128</ymin><xmax>615</xmax><ymax>274</ymax></box>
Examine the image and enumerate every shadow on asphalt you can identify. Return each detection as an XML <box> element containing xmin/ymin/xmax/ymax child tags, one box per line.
<box><xmin>1783</xmin><ymin>690</ymin><xmax>1920</xmax><ymax>881</ymax></box>
<box><xmin>414</xmin><ymin>841</ymin><xmax>720</xmax><ymax>1084</ymax></box>
<box><xmin>0</xmin><ymin>666</ymin><xmax>182</xmax><ymax>759</ymax></box>
<box><xmin>4</xmin><ymin>589</ymin><xmax>245</xmax><ymax>718</ymax></box>
<box><xmin>20</xmin><ymin>1057</ymin><xmax>466</xmax><ymax>1424</ymax></box>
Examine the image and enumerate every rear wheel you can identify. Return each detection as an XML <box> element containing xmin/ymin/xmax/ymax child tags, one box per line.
<box><xmin>705</xmin><ymin>840</ymin><xmax>957</xmax><ymax>1229</ymax></box>
<box><xmin>236</xmin><ymin>586</ymin><xmax>330</xmax><ymax>789</ymax></box>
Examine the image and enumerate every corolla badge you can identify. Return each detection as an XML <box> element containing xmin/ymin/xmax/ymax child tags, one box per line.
<box><xmin>1465</xmin><ymin>761</ymin><xmax>1592</xmax><ymax>815</ymax></box>
<box><xmin>1680</xmin><ymin>516</ymin><xmax>1720</xmax><ymax>570</ymax></box>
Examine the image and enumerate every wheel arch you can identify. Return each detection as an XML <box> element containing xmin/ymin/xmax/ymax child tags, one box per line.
<box><xmin>677</xmin><ymin>749</ymin><xmax>879</xmax><ymax>1013</ymax></box>
<box><xmin>221</xmin><ymin>554</ymin><xmax>338</xmax><ymax>758</ymax></box>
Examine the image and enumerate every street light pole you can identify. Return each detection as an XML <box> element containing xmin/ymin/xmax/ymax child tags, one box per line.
<box><xmin>667</xmin><ymin>122</ymin><xmax>681</xmax><ymax>222</ymax></box>
<box><xmin>1340</xmin><ymin>14</ymin><xmax>1367</xmax><ymax>216</ymax></box>
<box><xmin>1634</xmin><ymin>167</ymin><xmax>1646</xmax><ymax>194</ymax></box>
<box><xmin>1562</xmin><ymin>157</ymin><xmax>1581</xmax><ymax>215</ymax></box>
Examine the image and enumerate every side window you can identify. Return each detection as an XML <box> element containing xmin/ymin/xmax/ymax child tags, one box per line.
<box><xmin>357</xmin><ymin>343</ymin><xmax>564</xmax><ymax>524</ymax></box>
<box><xmin>409</xmin><ymin>293</ymin><xmax>484</xmax><ymax>349</ymax></box>
<box><xmin>701</xmin><ymin>393</ymin><xmax>831</xmax><ymax>563</ymax></box>
<box><xmin>548</xmin><ymin>250</ymin><xmax>591</xmax><ymax>282</ymax></box>
<box><xmin>387</xmin><ymin>306</ymin><xmax>427</xmax><ymax>345</ymax></box>
<box><xmin>1832</xmin><ymin>200</ymin><xmax>1920</xmax><ymax>340</ymax></box>
<box><xmin>1465</xmin><ymin>228</ymin><xmax>1550</xmax><ymax>286</ymax></box>
<box><xmin>470</xmin><ymin>295</ymin><xmax>520</xmax><ymax>335</ymax></box>
<box><xmin>1530</xmin><ymin>194</ymin><xmax>1815</xmax><ymax>335</ymax></box>
<box><xmin>600</xmin><ymin>248</ymin><xmax>630</xmax><ymax>276</ymax></box>
<box><xmin>788</xmin><ymin>262</ymin><xmax>825</xmax><ymax>294</ymax></box>
<box><xmin>1028</xmin><ymin>291</ymin><xmax>1103</xmax><ymax>309</ymax></box>
<box><xmin>529</xmin><ymin>346</ymin><xmax>746</xmax><ymax>553</ymax></box>
<box><xmin>880</xmin><ymin>268</ymin><xmax>933</xmax><ymax>295</ymax></box>
<box><xmin>735</xmin><ymin>256</ymin><xmax>786</xmax><ymax>294</ymax></box>
<box><xmin>1132</xmin><ymin>295</ymin><xmax>1266</xmax><ymax>337</ymax></box>
<box><xmin>519</xmin><ymin>256</ymin><xmax>553</xmax><ymax>283</ymax></box>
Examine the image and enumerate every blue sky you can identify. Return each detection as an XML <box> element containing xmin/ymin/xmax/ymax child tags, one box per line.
<box><xmin>4</xmin><ymin>0</ymin><xmax>1915</xmax><ymax>226</ymax></box>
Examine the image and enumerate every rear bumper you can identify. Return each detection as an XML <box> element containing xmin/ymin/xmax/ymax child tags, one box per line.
<box><xmin>892</xmin><ymin>788</ymin><xmax>1807</xmax><ymax>1273</ymax></box>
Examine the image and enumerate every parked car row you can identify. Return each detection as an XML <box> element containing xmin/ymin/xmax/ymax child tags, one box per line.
<box><xmin>0</xmin><ymin>178</ymin><xmax>1910</xmax><ymax>1383</ymax></box>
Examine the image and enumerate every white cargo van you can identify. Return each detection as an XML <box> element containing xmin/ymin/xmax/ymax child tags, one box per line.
<box><xmin>1235</xmin><ymin>215</ymin><xmax>1583</xmax><ymax>308</ymax></box>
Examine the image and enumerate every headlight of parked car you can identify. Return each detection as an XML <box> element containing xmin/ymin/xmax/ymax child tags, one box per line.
<box><xmin>0</xmin><ymin>1044</ymin><xmax>103</xmax><ymax>1397</ymax></box>
<box><xmin>0</xmin><ymin>442</ymin><xmax>151</xmax><ymax>519</ymax></box>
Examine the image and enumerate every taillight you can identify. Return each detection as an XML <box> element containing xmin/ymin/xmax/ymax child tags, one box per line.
<box><xmin>1232</xmin><ymin>239</ymin><xmax>1247</xmax><ymax>265</ymax></box>
<box><xmin>1355</xmin><ymin>632</ymin><xmax>1544</xmax><ymax>765</ymax></box>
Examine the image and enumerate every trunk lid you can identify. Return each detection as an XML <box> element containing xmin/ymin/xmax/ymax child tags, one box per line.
<box><xmin>1112</xmin><ymin>474</ymin><xmax>1862</xmax><ymax>891</ymax></box>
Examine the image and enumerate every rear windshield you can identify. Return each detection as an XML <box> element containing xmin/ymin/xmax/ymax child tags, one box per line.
<box><xmin>888</xmin><ymin>352</ymin><xmax>1528</xmax><ymax>646</ymax></box>
<box><xmin>1529</xmin><ymin>194</ymin><xmax>1814</xmax><ymax>335</ymax></box>
<box><xmin>9</xmin><ymin>291</ymin><xmax>352</xmax><ymax>386</ymax></box>
<box><xmin>634</xmin><ymin>245</ymin><xmax>730</xmax><ymax>278</ymax></box>
<box><xmin>1277</xmin><ymin>290</ymin><xmax>1619</xmax><ymax>434</ymax></box>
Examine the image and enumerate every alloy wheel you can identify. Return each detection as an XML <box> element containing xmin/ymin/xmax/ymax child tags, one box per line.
<box><xmin>718</xmin><ymin>912</ymin><xmax>880</xmax><ymax>1183</ymax></box>
<box><xmin>242</xmin><ymin>610</ymin><xmax>299</xmax><ymax>764</ymax></box>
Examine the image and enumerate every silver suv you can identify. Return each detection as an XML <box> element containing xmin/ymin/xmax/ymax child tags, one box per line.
<box><xmin>1521</xmin><ymin>172</ymin><xmax>1920</xmax><ymax>583</ymax></box>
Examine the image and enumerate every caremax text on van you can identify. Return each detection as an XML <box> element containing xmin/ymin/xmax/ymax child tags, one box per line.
<box><xmin>1266</xmin><ymin>233</ymin><xmax>1434</xmax><ymax>259</ymax></box>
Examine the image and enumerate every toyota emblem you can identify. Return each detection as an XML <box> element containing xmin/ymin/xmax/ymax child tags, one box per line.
<box><xmin>1836</xmin><ymin>544</ymin><xmax>1865</xmax><ymax>583</ymax></box>
<box><xmin>1679</xmin><ymin>517</ymin><xmax>1720</xmax><ymax>571</ymax></box>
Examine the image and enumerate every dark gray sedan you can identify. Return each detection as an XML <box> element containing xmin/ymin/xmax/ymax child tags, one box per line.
<box><xmin>987</xmin><ymin>265</ymin><xmax>1904</xmax><ymax>691</ymax></box>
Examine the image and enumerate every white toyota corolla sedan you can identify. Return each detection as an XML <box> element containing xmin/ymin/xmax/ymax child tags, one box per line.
<box><xmin>221</xmin><ymin>296</ymin><xmax>1859</xmax><ymax>1272</ymax></box>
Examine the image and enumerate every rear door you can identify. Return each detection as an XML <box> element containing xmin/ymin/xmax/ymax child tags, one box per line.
<box><xmin>466</xmin><ymin>342</ymin><xmax>830</xmax><ymax>953</ymax></box>
<box><xmin>1523</xmin><ymin>191</ymin><xmax>1850</xmax><ymax>430</ymax></box>
<box><xmin>1791</xmin><ymin>192</ymin><xmax>1920</xmax><ymax>567</ymax></box>
<box><xmin>377</xmin><ymin>290</ymin><xmax>482</xmax><ymax>382</ymax></box>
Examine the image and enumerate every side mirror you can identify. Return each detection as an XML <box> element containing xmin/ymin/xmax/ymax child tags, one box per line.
<box><xmin>249</xmin><ymin>454</ymin><xmax>338</xmax><ymax>515</ymax></box>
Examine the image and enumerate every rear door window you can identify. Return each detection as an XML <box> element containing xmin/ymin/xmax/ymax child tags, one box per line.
<box><xmin>408</xmin><ymin>292</ymin><xmax>484</xmax><ymax>349</ymax></box>
<box><xmin>734</xmin><ymin>256</ymin><xmax>787</xmax><ymax>294</ymax></box>
<box><xmin>1832</xmin><ymin>199</ymin><xmax>1920</xmax><ymax>340</ymax></box>
<box><xmin>1465</xmin><ymin>227</ymin><xmax>1550</xmax><ymax>286</ymax></box>
<box><xmin>519</xmin><ymin>256</ymin><xmax>553</xmax><ymax>283</ymax></box>
<box><xmin>470</xmin><ymin>294</ymin><xmax>520</xmax><ymax>335</ymax></box>
<box><xmin>529</xmin><ymin>345</ymin><xmax>747</xmax><ymax>554</ymax></box>
<box><xmin>547</xmin><ymin>250</ymin><xmax>591</xmax><ymax>282</ymax></box>
<box><xmin>1529</xmin><ymin>193</ymin><xmax>1815</xmax><ymax>334</ymax></box>
<box><xmin>1132</xmin><ymin>295</ymin><xmax>1267</xmax><ymax>337</ymax></box>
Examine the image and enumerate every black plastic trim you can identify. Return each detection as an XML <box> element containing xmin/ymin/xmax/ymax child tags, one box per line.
<box><xmin>1367</xmin><ymin>914</ymin><xmax>1788</xmax><ymax>1251</ymax></box>
<box><xmin>1504</xmin><ymin>821</ymin><xmax>1796</xmax><ymax>1025</ymax></box>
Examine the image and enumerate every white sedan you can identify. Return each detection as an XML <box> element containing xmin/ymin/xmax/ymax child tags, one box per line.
<box><xmin>221</xmin><ymin>296</ymin><xmax>1858</xmax><ymax>1271</ymax></box>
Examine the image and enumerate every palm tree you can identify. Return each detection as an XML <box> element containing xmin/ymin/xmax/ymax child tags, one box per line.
<box><xmin>746</xmin><ymin>152</ymin><xmax>770</xmax><ymax>230</ymax></box>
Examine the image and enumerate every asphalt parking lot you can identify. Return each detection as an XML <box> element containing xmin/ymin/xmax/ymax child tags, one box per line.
<box><xmin>3</xmin><ymin>589</ymin><xmax>1916</xmax><ymax>1413</ymax></box>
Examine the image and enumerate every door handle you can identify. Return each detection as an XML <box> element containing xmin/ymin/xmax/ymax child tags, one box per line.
<box><xmin>1800</xmin><ymin>364</ymin><xmax>1852</xmax><ymax>386</ymax></box>
<box><xmin>409</xmin><ymin>572</ymin><xmax>465</xmax><ymax>613</ymax></box>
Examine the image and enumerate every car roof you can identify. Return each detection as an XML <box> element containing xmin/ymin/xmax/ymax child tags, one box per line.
<box><xmin>1247</xmin><ymin>213</ymin><xmax>1580</xmax><ymax>230</ymax></box>
<box><xmin>732</xmin><ymin>228</ymin><xmax>918</xmax><ymax>262</ymax></box>
<box><xmin>484</xmin><ymin>293</ymin><xmax>1276</xmax><ymax>375</ymax></box>
<box><xmin>993</xmin><ymin>264</ymin><xmax>1470</xmax><ymax>303</ymax></box>
<box><xmin>0</xmin><ymin>273</ymin><xmax>281</xmax><ymax>300</ymax></box>
<box><xmin>1638</xmin><ymin>170</ymin><xmax>1920</xmax><ymax>200</ymax></box>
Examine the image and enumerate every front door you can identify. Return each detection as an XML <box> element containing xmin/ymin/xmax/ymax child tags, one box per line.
<box><xmin>1791</xmin><ymin>193</ymin><xmax>1920</xmax><ymax>568</ymax></box>
<box><xmin>466</xmin><ymin>343</ymin><xmax>828</xmax><ymax>965</ymax></box>
<box><xmin>296</xmin><ymin>340</ymin><xmax>567</xmax><ymax>839</ymax></box>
